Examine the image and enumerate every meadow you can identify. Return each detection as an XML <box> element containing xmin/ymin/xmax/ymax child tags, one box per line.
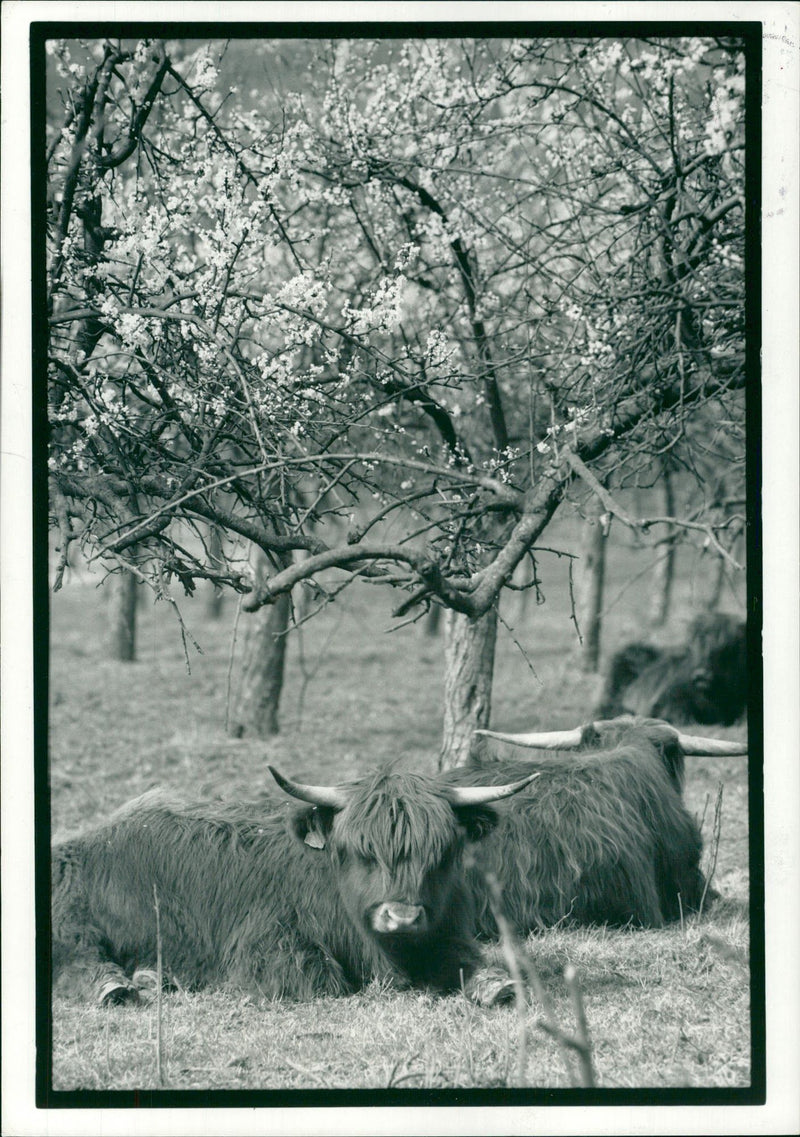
<box><xmin>47</xmin><ymin>519</ymin><xmax>753</xmax><ymax>1093</ymax></box>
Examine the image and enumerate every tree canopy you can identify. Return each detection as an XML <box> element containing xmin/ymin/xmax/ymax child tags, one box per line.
<box><xmin>46</xmin><ymin>35</ymin><xmax>748</xmax><ymax>621</ymax></box>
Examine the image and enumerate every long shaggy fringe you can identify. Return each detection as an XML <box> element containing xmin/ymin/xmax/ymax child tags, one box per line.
<box><xmin>334</xmin><ymin>769</ymin><xmax>462</xmax><ymax>872</ymax></box>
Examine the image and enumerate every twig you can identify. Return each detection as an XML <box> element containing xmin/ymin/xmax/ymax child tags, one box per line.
<box><xmin>516</xmin><ymin>956</ymin><xmax>579</xmax><ymax>1086</ymax></box>
<box><xmin>479</xmin><ymin>868</ymin><xmax>597</xmax><ymax>1087</ymax></box>
<box><xmin>565</xmin><ymin>450</ymin><xmax>637</xmax><ymax>528</ymax></box>
<box><xmin>525</xmin><ymin>963</ymin><xmax>597</xmax><ymax>1089</ymax></box>
<box><xmin>496</xmin><ymin>606</ymin><xmax>541</xmax><ymax>684</ymax></box>
<box><xmin>564</xmin><ymin>964</ymin><xmax>596</xmax><ymax>1089</ymax></box>
<box><xmin>225</xmin><ymin>594</ymin><xmax>243</xmax><ymax>735</ymax></box>
<box><xmin>639</xmin><ymin>516</ymin><xmax>744</xmax><ymax>570</ymax></box>
<box><xmin>386</xmin><ymin>1051</ymin><xmax>423</xmax><ymax>1088</ymax></box>
<box><xmin>110</xmin><ymin>553</ymin><xmax>203</xmax><ymax>672</ymax></box>
<box><xmin>483</xmin><ymin>871</ymin><xmax>530</xmax><ymax>1086</ymax></box>
<box><xmin>564</xmin><ymin>448</ymin><xmax>744</xmax><ymax>570</ymax></box>
<box><xmin>697</xmin><ymin>790</ymin><xmax>712</xmax><ymax>836</ymax></box>
<box><xmin>568</xmin><ymin>558</ymin><xmax>583</xmax><ymax>645</ymax></box>
<box><xmin>294</xmin><ymin>600</ymin><xmax>346</xmax><ymax>730</ymax></box>
<box><xmin>698</xmin><ymin>781</ymin><xmax>724</xmax><ymax>919</ymax></box>
<box><xmin>386</xmin><ymin>606</ymin><xmax>432</xmax><ymax>633</ymax></box>
<box><xmin>153</xmin><ymin>884</ymin><xmax>165</xmax><ymax>1087</ymax></box>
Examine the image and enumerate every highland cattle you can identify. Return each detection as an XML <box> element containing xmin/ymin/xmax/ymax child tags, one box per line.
<box><xmin>51</xmin><ymin>767</ymin><xmax>536</xmax><ymax>1004</ymax></box>
<box><xmin>596</xmin><ymin>613</ymin><xmax>748</xmax><ymax>725</ymax></box>
<box><xmin>450</xmin><ymin>716</ymin><xmax>747</xmax><ymax>933</ymax></box>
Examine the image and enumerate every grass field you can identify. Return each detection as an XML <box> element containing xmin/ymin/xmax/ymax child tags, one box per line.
<box><xmin>47</xmin><ymin>520</ymin><xmax>753</xmax><ymax>1092</ymax></box>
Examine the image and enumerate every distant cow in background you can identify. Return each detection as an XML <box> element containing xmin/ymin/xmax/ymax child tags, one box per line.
<box><xmin>449</xmin><ymin>717</ymin><xmax>747</xmax><ymax>934</ymax></box>
<box><xmin>596</xmin><ymin>613</ymin><xmax>747</xmax><ymax>726</ymax></box>
<box><xmin>51</xmin><ymin>767</ymin><xmax>536</xmax><ymax>1005</ymax></box>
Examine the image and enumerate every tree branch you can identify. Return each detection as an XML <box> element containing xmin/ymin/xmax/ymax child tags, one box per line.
<box><xmin>240</xmin><ymin>543</ymin><xmax>463</xmax><ymax>612</ymax></box>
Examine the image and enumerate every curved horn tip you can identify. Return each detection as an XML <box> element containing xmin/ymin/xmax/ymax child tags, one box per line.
<box><xmin>268</xmin><ymin>765</ymin><xmax>285</xmax><ymax>786</ymax></box>
<box><xmin>268</xmin><ymin>766</ymin><xmax>299</xmax><ymax>797</ymax></box>
<box><xmin>676</xmin><ymin>734</ymin><xmax>749</xmax><ymax>756</ymax></box>
<box><xmin>445</xmin><ymin>771</ymin><xmax>541</xmax><ymax>806</ymax></box>
<box><xmin>267</xmin><ymin>767</ymin><xmax>349</xmax><ymax>809</ymax></box>
<box><xmin>516</xmin><ymin>772</ymin><xmax>542</xmax><ymax>791</ymax></box>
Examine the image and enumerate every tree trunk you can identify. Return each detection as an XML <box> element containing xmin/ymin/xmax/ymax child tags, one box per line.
<box><xmin>511</xmin><ymin>552</ymin><xmax>539</xmax><ymax>623</ymax></box>
<box><xmin>650</xmin><ymin>462</ymin><xmax>676</xmax><ymax>627</ymax></box>
<box><xmin>579</xmin><ymin>510</ymin><xmax>608</xmax><ymax>673</ymax></box>
<box><xmin>106</xmin><ymin>570</ymin><xmax>137</xmax><ymax>661</ymax></box>
<box><xmin>424</xmin><ymin>603</ymin><xmax>442</xmax><ymax>637</ymax></box>
<box><xmin>439</xmin><ymin>607</ymin><xmax>498</xmax><ymax>769</ymax></box>
<box><xmin>707</xmin><ymin>555</ymin><xmax>727</xmax><ymax>609</ymax></box>
<box><xmin>205</xmin><ymin>524</ymin><xmax>225</xmax><ymax>620</ymax></box>
<box><xmin>230</xmin><ymin>549</ymin><xmax>291</xmax><ymax>738</ymax></box>
<box><xmin>290</xmin><ymin>548</ymin><xmax>312</xmax><ymax>625</ymax></box>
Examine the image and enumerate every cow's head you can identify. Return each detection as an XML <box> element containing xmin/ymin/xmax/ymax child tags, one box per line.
<box><xmin>473</xmin><ymin>716</ymin><xmax>746</xmax><ymax>793</ymax></box>
<box><xmin>687</xmin><ymin>613</ymin><xmax>747</xmax><ymax>687</ymax></box>
<box><xmin>473</xmin><ymin>716</ymin><xmax>747</xmax><ymax>756</ymax></box>
<box><xmin>269</xmin><ymin>766</ymin><xmax>537</xmax><ymax>940</ymax></box>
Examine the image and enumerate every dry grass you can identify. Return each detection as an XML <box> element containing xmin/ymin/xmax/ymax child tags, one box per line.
<box><xmin>51</xmin><ymin>916</ymin><xmax>751</xmax><ymax>1091</ymax></box>
<box><xmin>48</xmin><ymin>522</ymin><xmax>753</xmax><ymax>1092</ymax></box>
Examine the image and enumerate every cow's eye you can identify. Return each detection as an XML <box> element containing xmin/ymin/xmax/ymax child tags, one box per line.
<box><xmin>340</xmin><ymin>848</ymin><xmax>377</xmax><ymax>871</ymax></box>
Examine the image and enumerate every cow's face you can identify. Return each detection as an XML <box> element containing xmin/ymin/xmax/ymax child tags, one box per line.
<box><xmin>294</xmin><ymin>773</ymin><xmax>497</xmax><ymax>939</ymax></box>
<box><xmin>689</xmin><ymin>615</ymin><xmax>746</xmax><ymax>687</ymax></box>
<box><xmin>271</xmin><ymin>766</ymin><xmax>537</xmax><ymax>942</ymax></box>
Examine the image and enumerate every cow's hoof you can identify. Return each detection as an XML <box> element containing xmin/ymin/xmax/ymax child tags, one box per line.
<box><xmin>98</xmin><ymin>979</ymin><xmax>140</xmax><ymax>1006</ymax></box>
<box><xmin>464</xmin><ymin>966</ymin><xmax>519</xmax><ymax>1007</ymax></box>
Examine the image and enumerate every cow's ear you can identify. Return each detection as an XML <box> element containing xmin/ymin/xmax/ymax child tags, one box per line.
<box><xmin>290</xmin><ymin>805</ymin><xmax>334</xmax><ymax>851</ymax></box>
<box><xmin>453</xmin><ymin>804</ymin><xmax>499</xmax><ymax>842</ymax></box>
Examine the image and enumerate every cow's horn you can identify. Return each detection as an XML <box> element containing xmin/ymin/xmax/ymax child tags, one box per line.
<box><xmin>443</xmin><ymin>772</ymin><xmax>540</xmax><ymax>805</ymax></box>
<box><xmin>268</xmin><ymin>766</ymin><xmax>349</xmax><ymax>810</ymax></box>
<box><xmin>473</xmin><ymin>727</ymin><xmax>585</xmax><ymax>750</ymax></box>
<box><xmin>673</xmin><ymin>733</ymin><xmax>749</xmax><ymax>757</ymax></box>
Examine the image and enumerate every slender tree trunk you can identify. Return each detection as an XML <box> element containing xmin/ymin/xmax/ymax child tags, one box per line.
<box><xmin>106</xmin><ymin>570</ymin><xmax>137</xmax><ymax>661</ymax></box>
<box><xmin>512</xmin><ymin>553</ymin><xmax>537</xmax><ymax>623</ymax></box>
<box><xmin>650</xmin><ymin>462</ymin><xmax>676</xmax><ymax>627</ymax></box>
<box><xmin>439</xmin><ymin>607</ymin><xmax>498</xmax><ymax>769</ymax></box>
<box><xmin>424</xmin><ymin>603</ymin><xmax>442</xmax><ymax>637</ymax></box>
<box><xmin>579</xmin><ymin>509</ymin><xmax>608</xmax><ymax>673</ymax></box>
<box><xmin>702</xmin><ymin>554</ymin><xmax>727</xmax><ymax>611</ymax></box>
<box><xmin>291</xmin><ymin>548</ymin><xmax>312</xmax><ymax>625</ymax></box>
<box><xmin>205</xmin><ymin>524</ymin><xmax>225</xmax><ymax>620</ymax></box>
<box><xmin>230</xmin><ymin>548</ymin><xmax>291</xmax><ymax>738</ymax></box>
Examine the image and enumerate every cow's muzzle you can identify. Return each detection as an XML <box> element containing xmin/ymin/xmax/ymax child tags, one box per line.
<box><xmin>691</xmin><ymin>669</ymin><xmax>712</xmax><ymax>691</ymax></box>
<box><xmin>372</xmin><ymin>902</ymin><xmax>428</xmax><ymax>935</ymax></box>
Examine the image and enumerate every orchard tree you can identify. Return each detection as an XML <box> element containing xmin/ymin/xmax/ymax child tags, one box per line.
<box><xmin>45</xmin><ymin>35</ymin><xmax>748</xmax><ymax>764</ymax></box>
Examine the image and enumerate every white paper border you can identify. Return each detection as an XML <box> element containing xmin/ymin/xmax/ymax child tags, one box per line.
<box><xmin>2</xmin><ymin>3</ymin><xmax>798</xmax><ymax>1134</ymax></box>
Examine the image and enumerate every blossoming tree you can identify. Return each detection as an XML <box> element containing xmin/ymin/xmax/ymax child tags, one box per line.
<box><xmin>45</xmin><ymin>35</ymin><xmax>748</xmax><ymax>763</ymax></box>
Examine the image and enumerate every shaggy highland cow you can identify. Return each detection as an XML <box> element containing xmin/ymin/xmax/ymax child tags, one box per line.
<box><xmin>52</xmin><ymin>720</ymin><xmax>745</xmax><ymax>1006</ymax></box>
<box><xmin>596</xmin><ymin>613</ymin><xmax>748</xmax><ymax>726</ymax></box>
<box><xmin>449</xmin><ymin>717</ymin><xmax>747</xmax><ymax>934</ymax></box>
<box><xmin>51</xmin><ymin>767</ymin><xmax>536</xmax><ymax>1005</ymax></box>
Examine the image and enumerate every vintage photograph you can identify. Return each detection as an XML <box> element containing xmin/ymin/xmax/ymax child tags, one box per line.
<box><xmin>39</xmin><ymin>26</ymin><xmax>758</xmax><ymax>1100</ymax></box>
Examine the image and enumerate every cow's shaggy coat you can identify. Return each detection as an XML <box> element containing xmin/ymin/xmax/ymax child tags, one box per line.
<box><xmin>52</xmin><ymin>720</ymin><xmax>731</xmax><ymax>1004</ymax></box>
<box><xmin>596</xmin><ymin>613</ymin><xmax>747</xmax><ymax>725</ymax></box>
<box><xmin>443</xmin><ymin>720</ymin><xmax>711</xmax><ymax>934</ymax></box>
<box><xmin>52</xmin><ymin>772</ymin><xmax>521</xmax><ymax>1003</ymax></box>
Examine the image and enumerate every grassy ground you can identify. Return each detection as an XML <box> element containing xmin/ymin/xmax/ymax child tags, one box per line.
<box><xmin>48</xmin><ymin>521</ymin><xmax>752</xmax><ymax>1091</ymax></box>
